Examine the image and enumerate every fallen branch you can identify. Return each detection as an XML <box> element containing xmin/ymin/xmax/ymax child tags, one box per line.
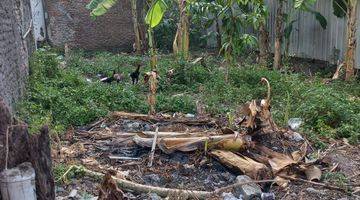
<box><xmin>108</xmin><ymin>156</ymin><xmax>141</xmax><ymax>161</ymax></box>
<box><xmin>148</xmin><ymin>126</ymin><xmax>159</xmax><ymax>167</ymax></box>
<box><xmin>279</xmin><ymin>175</ymin><xmax>348</xmax><ymax>192</ymax></box>
<box><xmin>70</xmin><ymin>165</ymin><xmax>212</xmax><ymax>199</ymax></box>
<box><xmin>110</xmin><ymin>111</ymin><xmax>216</xmax><ymax>126</ymax></box>
<box><xmin>210</xmin><ymin>150</ymin><xmax>270</xmax><ymax>180</ymax></box>
<box><xmin>65</xmin><ymin>165</ymin><xmax>277</xmax><ymax>199</ymax></box>
<box><xmin>134</xmin><ymin>134</ymin><xmax>239</xmax><ymax>152</ymax></box>
<box><xmin>142</xmin><ymin>131</ymin><xmax>207</xmax><ymax>138</ymax></box>
<box><xmin>213</xmin><ymin>179</ymin><xmax>277</xmax><ymax>194</ymax></box>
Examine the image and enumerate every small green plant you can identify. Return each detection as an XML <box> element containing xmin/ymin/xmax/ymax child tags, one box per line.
<box><xmin>322</xmin><ymin>172</ymin><xmax>349</xmax><ymax>187</ymax></box>
<box><xmin>54</xmin><ymin>164</ymin><xmax>87</xmax><ymax>184</ymax></box>
<box><xmin>53</xmin><ymin>164</ymin><xmax>72</xmax><ymax>182</ymax></box>
<box><xmin>18</xmin><ymin>48</ymin><xmax>360</xmax><ymax>145</ymax></box>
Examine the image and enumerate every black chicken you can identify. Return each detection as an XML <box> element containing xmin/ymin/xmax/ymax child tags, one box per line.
<box><xmin>130</xmin><ymin>64</ymin><xmax>141</xmax><ymax>84</ymax></box>
<box><xmin>100</xmin><ymin>71</ymin><xmax>124</xmax><ymax>83</ymax></box>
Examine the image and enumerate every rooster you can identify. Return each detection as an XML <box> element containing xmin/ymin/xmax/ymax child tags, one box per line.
<box><xmin>130</xmin><ymin>64</ymin><xmax>141</xmax><ymax>84</ymax></box>
<box><xmin>100</xmin><ymin>70</ymin><xmax>124</xmax><ymax>83</ymax></box>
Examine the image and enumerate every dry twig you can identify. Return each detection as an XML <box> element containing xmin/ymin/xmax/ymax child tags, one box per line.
<box><xmin>148</xmin><ymin>126</ymin><xmax>159</xmax><ymax>167</ymax></box>
<box><xmin>279</xmin><ymin>175</ymin><xmax>348</xmax><ymax>192</ymax></box>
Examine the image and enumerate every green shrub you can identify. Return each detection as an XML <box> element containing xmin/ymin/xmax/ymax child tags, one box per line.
<box><xmin>18</xmin><ymin>48</ymin><xmax>360</xmax><ymax>145</ymax></box>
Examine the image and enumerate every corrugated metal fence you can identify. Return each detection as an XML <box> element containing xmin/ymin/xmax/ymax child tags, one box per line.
<box><xmin>265</xmin><ymin>0</ymin><xmax>360</xmax><ymax>68</ymax></box>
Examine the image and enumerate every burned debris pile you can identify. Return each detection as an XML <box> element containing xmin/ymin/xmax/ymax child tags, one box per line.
<box><xmin>55</xmin><ymin>78</ymin><xmax>354</xmax><ymax>199</ymax></box>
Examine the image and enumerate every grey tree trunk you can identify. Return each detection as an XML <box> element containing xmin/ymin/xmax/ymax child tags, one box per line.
<box><xmin>273</xmin><ymin>0</ymin><xmax>284</xmax><ymax>69</ymax></box>
<box><xmin>258</xmin><ymin>21</ymin><xmax>270</xmax><ymax>66</ymax></box>
<box><xmin>345</xmin><ymin>0</ymin><xmax>358</xmax><ymax>81</ymax></box>
<box><xmin>131</xmin><ymin>0</ymin><xmax>142</xmax><ymax>54</ymax></box>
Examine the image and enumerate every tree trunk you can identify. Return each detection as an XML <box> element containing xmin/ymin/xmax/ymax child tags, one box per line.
<box><xmin>29</xmin><ymin>126</ymin><xmax>55</xmax><ymax>200</ymax></box>
<box><xmin>273</xmin><ymin>0</ymin><xmax>284</xmax><ymax>70</ymax></box>
<box><xmin>0</xmin><ymin>99</ymin><xmax>55</xmax><ymax>200</ymax></box>
<box><xmin>216</xmin><ymin>17</ymin><xmax>222</xmax><ymax>53</ymax></box>
<box><xmin>148</xmin><ymin>28</ymin><xmax>156</xmax><ymax>70</ymax></box>
<box><xmin>344</xmin><ymin>0</ymin><xmax>358</xmax><ymax>81</ymax></box>
<box><xmin>258</xmin><ymin>21</ymin><xmax>270</xmax><ymax>66</ymax></box>
<box><xmin>131</xmin><ymin>0</ymin><xmax>142</xmax><ymax>54</ymax></box>
<box><xmin>173</xmin><ymin>0</ymin><xmax>189</xmax><ymax>59</ymax></box>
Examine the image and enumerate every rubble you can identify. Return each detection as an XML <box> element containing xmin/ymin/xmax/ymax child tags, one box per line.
<box><xmin>233</xmin><ymin>175</ymin><xmax>262</xmax><ymax>200</ymax></box>
<box><xmin>221</xmin><ymin>192</ymin><xmax>242</xmax><ymax>200</ymax></box>
<box><xmin>260</xmin><ymin>192</ymin><xmax>275</xmax><ymax>200</ymax></box>
<box><xmin>68</xmin><ymin>189</ymin><xmax>78</xmax><ymax>199</ymax></box>
<box><xmin>287</xmin><ymin>118</ymin><xmax>302</xmax><ymax>131</ymax></box>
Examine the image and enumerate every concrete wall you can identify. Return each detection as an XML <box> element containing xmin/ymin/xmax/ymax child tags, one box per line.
<box><xmin>44</xmin><ymin>0</ymin><xmax>138</xmax><ymax>52</ymax></box>
<box><xmin>0</xmin><ymin>0</ymin><xmax>33</xmax><ymax>111</ymax></box>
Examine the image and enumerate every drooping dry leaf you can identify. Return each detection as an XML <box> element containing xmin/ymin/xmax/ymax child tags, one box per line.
<box><xmin>274</xmin><ymin>176</ymin><xmax>290</xmax><ymax>188</ymax></box>
<box><xmin>291</xmin><ymin>142</ymin><xmax>308</xmax><ymax>162</ymax></box>
<box><xmin>239</xmin><ymin>100</ymin><xmax>259</xmax><ymax>129</ymax></box>
<box><xmin>64</xmin><ymin>126</ymin><xmax>74</xmax><ymax>141</ymax></box>
<box><xmin>98</xmin><ymin>170</ymin><xmax>127</xmax><ymax>200</ymax></box>
<box><xmin>304</xmin><ymin>165</ymin><xmax>322</xmax><ymax>181</ymax></box>
<box><xmin>134</xmin><ymin>133</ymin><xmax>245</xmax><ymax>154</ymax></box>
<box><xmin>332</xmin><ymin>61</ymin><xmax>344</xmax><ymax>80</ymax></box>
<box><xmin>81</xmin><ymin>157</ymin><xmax>100</xmax><ymax>168</ymax></box>
<box><xmin>257</xmin><ymin>145</ymin><xmax>296</xmax><ymax>174</ymax></box>
<box><xmin>210</xmin><ymin>150</ymin><xmax>270</xmax><ymax>180</ymax></box>
<box><xmin>158</xmin><ymin>137</ymin><xmax>204</xmax><ymax>153</ymax></box>
<box><xmin>268</xmin><ymin>156</ymin><xmax>296</xmax><ymax>174</ymax></box>
<box><xmin>212</xmin><ymin>137</ymin><xmax>247</xmax><ymax>152</ymax></box>
<box><xmin>133</xmin><ymin>134</ymin><xmax>154</xmax><ymax>147</ymax></box>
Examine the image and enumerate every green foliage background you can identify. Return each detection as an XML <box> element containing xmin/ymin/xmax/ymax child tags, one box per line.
<box><xmin>18</xmin><ymin>48</ymin><xmax>360</xmax><ymax>147</ymax></box>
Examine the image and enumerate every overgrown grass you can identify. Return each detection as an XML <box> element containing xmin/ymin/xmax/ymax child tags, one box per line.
<box><xmin>18</xmin><ymin>47</ymin><xmax>360</xmax><ymax>146</ymax></box>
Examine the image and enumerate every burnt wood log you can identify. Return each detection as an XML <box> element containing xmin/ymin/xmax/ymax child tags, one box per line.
<box><xmin>0</xmin><ymin>98</ymin><xmax>55</xmax><ymax>200</ymax></box>
<box><xmin>29</xmin><ymin>126</ymin><xmax>55</xmax><ymax>200</ymax></box>
<box><xmin>0</xmin><ymin>99</ymin><xmax>29</xmax><ymax>170</ymax></box>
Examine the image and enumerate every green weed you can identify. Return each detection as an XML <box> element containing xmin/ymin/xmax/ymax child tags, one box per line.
<box><xmin>18</xmin><ymin>48</ymin><xmax>360</xmax><ymax>145</ymax></box>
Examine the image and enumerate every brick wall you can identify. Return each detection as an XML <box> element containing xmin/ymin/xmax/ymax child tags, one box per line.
<box><xmin>0</xmin><ymin>0</ymin><xmax>33</xmax><ymax>111</ymax></box>
<box><xmin>44</xmin><ymin>0</ymin><xmax>137</xmax><ymax>52</ymax></box>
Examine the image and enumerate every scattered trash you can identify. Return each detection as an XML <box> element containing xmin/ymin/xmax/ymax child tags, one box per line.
<box><xmin>233</xmin><ymin>175</ymin><xmax>262</xmax><ymax>200</ymax></box>
<box><xmin>261</xmin><ymin>192</ymin><xmax>275</xmax><ymax>200</ymax></box>
<box><xmin>288</xmin><ymin>118</ymin><xmax>302</xmax><ymax>130</ymax></box>
<box><xmin>222</xmin><ymin>192</ymin><xmax>242</xmax><ymax>200</ymax></box>
<box><xmin>0</xmin><ymin>162</ymin><xmax>36</xmax><ymax>200</ymax></box>
<box><xmin>286</xmin><ymin>130</ymin><xmax>304</xmax><ymax>142</ymax></box>
<box><xmin>68</xmin><ymin>189</ymin><xmax>78</xmax><ymax>199</ymax></box>
<box><xmin>185</xmin><ymin>113</ymin><xmax>195</xmax><ymax>118</ymax></box>
<box><xmin>148</xmin><ymin>193</ymin><xmax>162</xmax><ymax>200</ymax></box>
<box><xmin>305</xmin><ymin>187</ymin><xmax>327</xmax><ymax>195</ymax></box>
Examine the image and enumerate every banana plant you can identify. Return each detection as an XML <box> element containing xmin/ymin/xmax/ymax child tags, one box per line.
<box><xmin>190</xmin><ymin>0</ymin><xmax>224</xmax><ymax>52</ymax></box>
<box><xmin>332</xmin><ymin>0</ymin><xmax>358</xmax><ymax>81</ymax></box>
<box><xmin>86</xmin><ymin>0</ymin><xmax>168</xmax><ymax>67</ymax></box>
<box><xmin>86</xmin><ymin>0</ymin><xmax>118</xmax><ymax>17</ymax></box>
<box><xmin>146</xmin><ymin>0</ymin><xmax>168</xmax><ymax>69</ymax></box>
<box><xmin>173</xmin><ymin>0</ymin><xmax>193</xmax><ymax>60</ymax></box>
<box><xmin>86</xmin><ymin>0</ymin><xmax>168</xmax><ymax>114</ymax></box>
<box><xmin>286</xmin><ymin>0</ymin><xmax>327</xmax><ymax>56</ymax></box>
<box><xmin>273</xmin><ymin>0</ymin><xmax>327</xmax><ymax>69</ymax></box>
